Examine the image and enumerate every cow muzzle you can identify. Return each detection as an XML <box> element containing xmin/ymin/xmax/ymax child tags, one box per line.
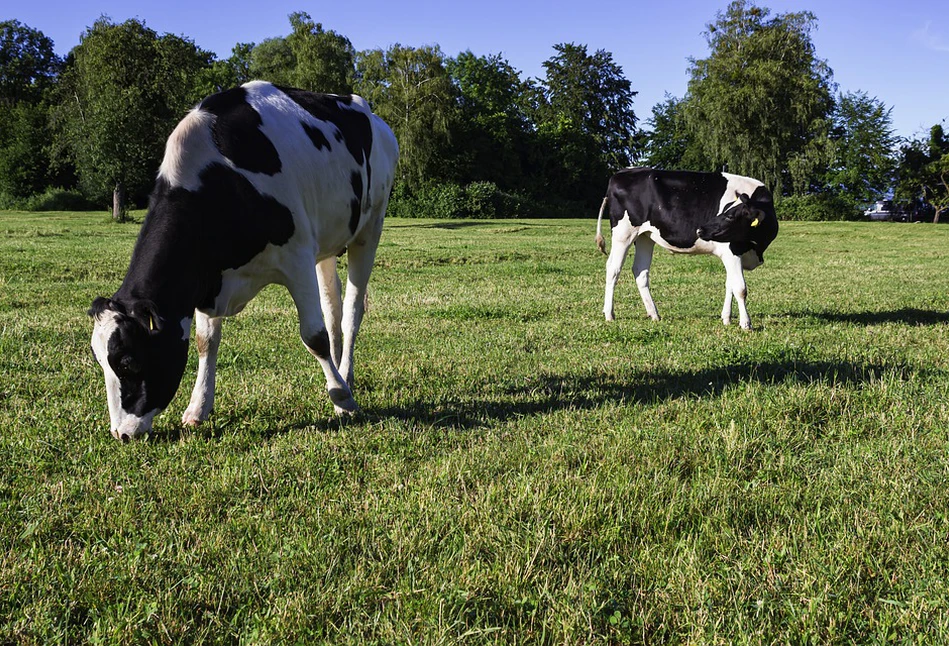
<box><xmin>110</xmin><ymin>410</ymin><xmax>158</xmax><ymax>442</ymax></box>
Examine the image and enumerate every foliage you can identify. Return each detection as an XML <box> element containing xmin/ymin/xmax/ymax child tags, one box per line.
<box><xmin>0</xmin><ymin>186</ymin><xmax>97</xmax><ymax>211</ymax></box>
<box><xmin>286</xmin><ymin>11</ymin><xmax>354</xmax><ymax>93</ymax></box>
<box><xmin>777</xmin><ymin>191</ymin><xmax>862</xmax><ymax>221</ymax></box>
<box><xmin>3</xmin><ymin>212</ymin><xmax>949</xmax><ymax>642</ymax></box>
<box><xmin>529</xmin><ymin>43</ymin><xmax>638</xmax><ymax>204</ymax></box>
<box><xmin>0</xmin><ymin>100</ymin><xmax>53</xmax><ymax>198</ymax></box>
<box><xmin>56</xmin><ymin>17</ymin><xmax>213</xmax><ymax>219</ymax></box>
<box><xmin>683</xmin><ymin>0</ymin><xmax>835</xmax><ymax>195</ymax></box>
<box><xmin>248</xmin><ymin>37</ymin><xmax>295</xmax><ymax>86</ymax></box>
<box><xmin>826</xmin><ymin>91</ymin><xmax>898</xmax><ymax>201</ymax></box>
<box><xmin>641</xmin><ymin>94</ymin><xmax>711</xmax><ymax>170</ymax></box>
<box><xmin>355</xmin><ymin>44</ymin><xmax>458</xmax><ymax>193</ymax></box>
<box><xmin>445</xmin><ymin>51</ymin><xmax>532</xmax><ymax>191</ymax></box>
<box><xmin>896</xmin><ymin>123</ymin><xmax>949</xmax><ymax>223</ymax></box>
<box><xmin>0</xmin><ymin>19</ymin><xmax>60</xmax><ymax>105</ymax></box>
<box><xmin>386</xmin><ymin>180</ymin><xmax>531</xmax><ymax>219</ymax></box>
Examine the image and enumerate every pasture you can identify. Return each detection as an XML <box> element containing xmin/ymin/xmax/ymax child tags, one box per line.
<box><xmin>2</xmin><ymin>210</ymin><xmax>948</xmax><ymax>644</ymax></box>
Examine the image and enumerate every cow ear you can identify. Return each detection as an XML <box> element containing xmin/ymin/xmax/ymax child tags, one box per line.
<box><xmin>735</xmin><ymin>191</ymin><xmax>750</xmax><ymax>205</ymax></box>
<box><xmin>88</xmin><ymin>296</ymin><xmax>116</xmax><ymax>319</ymax></box>
<box><xmin>130</xmin><ymin>300</ymin><xmax>162</xmax><ymax>335</ymax></box>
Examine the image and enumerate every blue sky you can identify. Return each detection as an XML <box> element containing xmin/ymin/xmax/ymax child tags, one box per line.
<box><xmin>11</xmin><ymin>0</ymin><xmax>948</xmax><ymax>140</ymax></box>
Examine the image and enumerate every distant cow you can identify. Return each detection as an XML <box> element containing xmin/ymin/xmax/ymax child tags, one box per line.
<box><xmin>89</xmin><ymin>81</ymin><xmax>399</xmax><ymax>441</ymax></box>
<box><xmin>595</xmin><ymin>168</ymin><xmax>778</xmax><ymax>329</ymax></box>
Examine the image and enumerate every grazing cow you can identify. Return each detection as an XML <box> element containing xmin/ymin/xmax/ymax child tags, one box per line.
<box><xmin>89</xmin><ymin>81</ymin><xmax>399</xmax><ymax>441</ymax></box>
<box><xmin>595</xmin><ymin>168</ymin><xmax>778</xmax><ymax>329</ymax></box>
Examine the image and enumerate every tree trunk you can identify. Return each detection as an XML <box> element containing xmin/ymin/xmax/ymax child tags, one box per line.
<box><xmin>112</xmin><ymin>181</ymin><xmax>127</xmax><ymax>222</ymax></box>
<box><xmin>935</xmin><ymin>208</ymin><xmax>943</xmax><ymax>224</ymax></box>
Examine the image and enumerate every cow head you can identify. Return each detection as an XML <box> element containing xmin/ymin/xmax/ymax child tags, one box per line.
<box><xmin>89</xmin><ymin>297</ymin><xmax>189</xmax><ymax>441</ymax></box>
<box><xmin>697</xmin><ymin>191</ymin><xmax>778</xmax><ymax>270</ymax></box>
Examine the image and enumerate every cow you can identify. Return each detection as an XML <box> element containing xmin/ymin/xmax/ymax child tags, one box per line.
<box><xmin>595</xmin><ymin>168</ymin><xmax>778</xmax><ymax>330</ymax></box>
<box><xmin>89</xmin><ymin>81</ymin><xmax>399</xmax><ymax>441</ymax></box>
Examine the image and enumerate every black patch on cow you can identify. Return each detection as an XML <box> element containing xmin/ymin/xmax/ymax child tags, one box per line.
<box><xmin>302</xmin><ymin>122</ymin><xmax>332</xmax><ymax>151</ymax></box>
<box><xmin>349</xmin><ymin>171</ymin><xmax>363</xmax><ymax>233</ymax></box>
<box><xmin>305</xmin><ymin>330</ymin><xmax>331</xmax><ymax>359</ymax></box>
<box><xmin>607</xmin><ymin>169</ymin><xmax>729</xmax><ymax>248</ymax></box>
<box><xmin>199</xmin><ymin>87</ymin><xmax>282</xmax><ymax>176</ymax></box>
<box><xmin>276</xmin><ymin>86</ymin><xmax>373</xmax><ymax>197</ymax></box>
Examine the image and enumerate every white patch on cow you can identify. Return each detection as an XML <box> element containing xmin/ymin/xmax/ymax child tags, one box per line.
<box><xmin>637</xmin><ymin>219</ymin><xmax>717</xmax><ymax>255</ymax></box>
<box><xmin>719</xmin><ymin>173</ymin><xmax>764</xmax><ymax>213</ymax></box>
<box><xmin>158</xmin><ymin>110</ymin><xmax>218</xmax><ymax>191</ymax></box>
<box><xmin>180</xmin><ymin>317</ymin><xmax>192</xmax><ymax>341</ymax></box>
<box><xmin>90</xmin><ymin>310</ymin><xmax>124</xmax><ymax>431</ymax></box>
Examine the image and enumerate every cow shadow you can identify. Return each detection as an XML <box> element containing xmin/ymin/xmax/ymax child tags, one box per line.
<box><xmin>808</xmin><ymin>308</ymin><xmax>949</xmax><ymax>326</ymax></box>
<box><xmin>367</xmin><ymin>358</ymin><xmax>924</xmax><ymax>431</ymax></box>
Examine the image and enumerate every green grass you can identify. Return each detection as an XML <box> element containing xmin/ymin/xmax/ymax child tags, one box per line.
<box><xmin>2</xmin><ymin>210</ymin><xmax>949</xmax><ymax>644</ymax></box>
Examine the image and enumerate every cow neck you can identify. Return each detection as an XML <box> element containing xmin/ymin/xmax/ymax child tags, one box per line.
<box><xmin>114</xmin><ymin>204</ymin><xmax>205</xmax><ymax>323</ymax></box>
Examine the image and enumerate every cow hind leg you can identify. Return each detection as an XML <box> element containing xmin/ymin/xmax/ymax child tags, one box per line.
<box><xmin>316</xmin><ymin>257</ymin><xmax>343</xmax><ymax>368</ymax></box>
<box><xmin>632</xmin><ymin>236</ymin><xmax>660</xmax><ymax>321</ymax></box>
<box><xmin>182</xmin><ymin>311</ymin><xmax>222</xmax><ymax>426</ymax></box>
<box><xmin>286</xmin><ymin>264</ymin><xmax>358</xmax><ymax>415</ymax></box>
<box><xmin>338</xmin><ymin>211</ymin><xmax>385</xmax><ymax>388</ymax></box>
<box><xmin>603</xmin><ymin>225</ymin><xmax>636</xmax><ymax>321</ymax></box>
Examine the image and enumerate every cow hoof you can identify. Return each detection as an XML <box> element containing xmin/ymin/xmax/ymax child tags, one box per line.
<box><xmin>604</xmin><ymin>313</ymin><xmax>615</xmax><ymax>322</ymax></box>
<box><xmin>329</xmin><ymin>388</ymin><xmax>358</xmax><ymax>415</ymax></box>
<box><xmin>182</xmin><ymin>406</ymin><xmax>210</xmax><ymax>426</ymax></box>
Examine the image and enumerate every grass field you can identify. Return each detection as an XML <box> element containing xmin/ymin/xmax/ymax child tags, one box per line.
<box><xmin>2</xmin><ymin>210</ymin><xmax>949</xmax><ymax>644</ymax></box>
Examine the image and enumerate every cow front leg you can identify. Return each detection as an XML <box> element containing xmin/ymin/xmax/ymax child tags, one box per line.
<box><xmin>182</xmin><ymin>311</ymin><xmax>222</xmax><ymax>426</ymax></box>
<box><xmin>287</xmin><ymin>268</ymin><xmax>358</xmax><ymax>415</ymax></box>
<box><xmin>338</xmin><ymin>214</ymin><xmax>384</xmax><ymax>388</ymax></box>
<box><xmin>721</xmin><ymin>254</ymin><xmax>751</xmax><ymax>330</ymax></box>
<box><xmin>632</xmin><ymin>236</ymin><xmax>660</xmax><ymax>321</ymax></box>
<box><xmin>603</xmin><ymin>225</ymin><xmax>636</xmax><ymax>321</ymax></box>
<box><xmin>316</xmin><ymin>257</ymin><xmax>343</xmax><ymax>368</ymax></box>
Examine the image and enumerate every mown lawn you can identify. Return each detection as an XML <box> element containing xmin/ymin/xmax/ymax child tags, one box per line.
<box><xmin>1</xmin><ymin>210</ymin><xmax>948</xmax><ymax>644</ymax></box>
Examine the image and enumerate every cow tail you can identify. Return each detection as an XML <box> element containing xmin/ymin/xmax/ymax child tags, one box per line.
<box><xmin>595</xmin><ymin>197</ymin><xmax>608</xmax><ymax>255</ymax></box>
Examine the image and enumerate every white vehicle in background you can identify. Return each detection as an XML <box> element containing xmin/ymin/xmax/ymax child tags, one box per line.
<box><xmin>864</xmin><ymin>200</ymin><xmax>894</xmax><ymax>221</ymax></box>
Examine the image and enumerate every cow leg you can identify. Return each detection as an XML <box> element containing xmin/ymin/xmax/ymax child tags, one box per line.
<box><xmin>632</xmin><ymin>235</ymin><xmax>660</xmax><ymax>321</ymax></box>
<box><xmin>182</xmin><ymin>311</ymin><xmax>222</xmax><ymax>426</ymax></box>
<box><xmin>720</xmin><ymin>254</ymin><xmax>752</xmax><ymax>330</ymax></box>
<box><xmin>316</xmin><ymin>257</ymin><xmax>343</xmax><ymax>368</ymax></box>
<box><xmin>603</xmin><ymin>222</ymin><xmax>637</xmax><ymax>321</ymax></box>
<box><xmin>286</xmin><ymin>265</ymin><xmax>358</xmax><ymax>415</ymax></box>
<box><xmin>338</xmin><ymin>213</ymin><xmax>384</xmax><ymax>388</ymax></box>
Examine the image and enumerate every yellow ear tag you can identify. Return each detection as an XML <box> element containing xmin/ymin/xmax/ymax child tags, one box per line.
<box><xmin>751</xmin><ymin>218</ymin><xmax>759</xmax><ymax>227</ymax></box>
<box><xmin>149</xmin><ymin>315</ymin><xmax>156</xmax><ymax>331</ymax></box>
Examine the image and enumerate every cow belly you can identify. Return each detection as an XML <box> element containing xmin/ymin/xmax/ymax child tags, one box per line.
<box><xmin>638</xmin><ymin>221</ymin><xmax>717</xmax><ymax>255</ymax></box>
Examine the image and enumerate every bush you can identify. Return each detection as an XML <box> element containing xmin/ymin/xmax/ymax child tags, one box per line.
<box><xmin>0</xmin><ymin>188</ymin><xmax>99</xmax><ymax>212</ymax></box>
<box><xmin>387</xmin><ymin>181</ymin><xmax>534</xmax><ymax>219</ymax></box>
<box><xmin>778</xmin><ymin>193</ymin><xmax>862</xmax><ymax>221</ymax></box>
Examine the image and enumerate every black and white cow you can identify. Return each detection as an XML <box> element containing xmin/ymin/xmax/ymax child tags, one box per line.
<box><xmin>89</xmin><ymin>81</ymin><xmax>398</xmax><ymax>441</ymax></box>
<box><xmin>595</xmin><ymin>168</ymin><xmax>778</xmax><ymax>329</ymax></box>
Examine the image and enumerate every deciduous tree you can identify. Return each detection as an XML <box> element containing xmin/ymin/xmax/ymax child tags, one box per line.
<box><xmin>58</xmin><ymin>17</ymin><xmax>212</xmax><ymax>219</ymax></box>
<box><xmin>826</xmin><ymin>91</ymin><xmax>897</xmax><ymax>202</ymax></box>
<box><xmin>683</xmin><ymin>1</ymin><xmax>834</xmax><ymax>196</ymax></box>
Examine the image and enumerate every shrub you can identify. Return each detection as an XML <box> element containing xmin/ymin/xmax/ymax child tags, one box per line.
<box><xmin>778</xmin><ymin>193</ymin><xmax>862</xmax><ymax>221</ymax></box>
<box><xmin>0</xmin><ymin>188</ymin><xmax>99</xmax><ymax>212</ymax></box>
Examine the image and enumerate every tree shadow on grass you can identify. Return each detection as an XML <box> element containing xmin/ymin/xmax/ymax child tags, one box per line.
<box><xmin>367</xmin><ymin>358</ymin><xmax>929</xmax><ymax>431</ymax></box>
<box><xmin>808</xmin><ymin>308</ymin><xmax>949</xmax><ymax>326</ymax></box>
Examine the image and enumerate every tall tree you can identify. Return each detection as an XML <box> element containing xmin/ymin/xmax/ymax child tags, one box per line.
<box><xmin>683</xmin><ymin>1</ymin><xmax>835</xmax><ymax>196</ymax></box>
<box><xmin>896</xmin><ymin>123</ymin><xmax>949</xmax><ymax>223</ymax></box>
<box><xmin>0</xmin><ymin>20</ymin><xmax>60</xmax><ymax>106</ymax></box>
<box><xmin>0</xmin><ymin>21</ymin><xmax>61</xmax><ymax>198</ymax></box>
<box><xmin>530</xmin><ymin>43</ymin><xmax>638</xmax><ymax>204</ymax></box>
<box><xmin>355</xmin><ymin>44</ymin><xmax>457</xmax><ymax>191</ymax></box>
<box><xmin>642</xmin><ymin>94</ymin><xmax>711</xmax><ymax>171</ymax></box>
<box><xmin>249</xmin><ymin>37</ymin><xmax>295</xmax><ymax>85</ymax></box>
<box><xmin>826</xmin><ymin>91</ymin><xmax>897</xmax><ymax>202</ymax></box>
<box><xmin>286</xmin><ymin>11</ymin><xmax>355</xmax><ymax>93</ymax></box>
<box><xmin>446</xmin><ymin>51</ymin><xmax>531</xmax><ymax>188</ymax></box>
<box><xmin>58</xmin><ymin>17</ymin><xmax>212</xmax><ymax>219</ymax></box>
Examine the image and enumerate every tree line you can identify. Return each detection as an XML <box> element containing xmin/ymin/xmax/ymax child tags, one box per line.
<box><xmin>1</xmin><ymin>1</ymin><xmax>946</xmax><ymax>222</ymax></box>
